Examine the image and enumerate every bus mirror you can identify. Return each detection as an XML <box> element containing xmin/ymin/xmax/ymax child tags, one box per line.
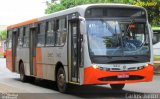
<box><xmin>79</xmin><ymin>17</ymin><xmax>86</xmax><ymax>35</ymax></box>
<box><xmin>79</xmin><ymin>16</ymin><xmax>85</xmax><ymax>21</ymax></box>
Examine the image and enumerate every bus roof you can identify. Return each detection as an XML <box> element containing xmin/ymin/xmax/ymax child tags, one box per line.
<box><xmin>7</xmin><ymin>3</ymin><xmax>145</xmax><ymax>29</ymax></box>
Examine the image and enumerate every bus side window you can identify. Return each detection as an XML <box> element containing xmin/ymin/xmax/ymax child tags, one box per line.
<box><xmin>18</xmin><ymin>28</ymin><xmax>23</xmax><ymax>47</ymax></box>
<box><xmin>23</xmin><ymin>26</ymin><xmax>29</xmax><ymax>47</ymax></box>
<box><xmin>22</xmin><ymin>27</ymin><xmax>26</xmax><ymax>47</ymax></box>
<box><xmin>7</xmin><ymin>30</ymin><xmax>12</xmax><ymax>49</ymax></box>
<box><xmin>6</xmin><ymin>30</ymin><xmax>9</xmax><ymax>48</ymax></box>
<box><xmin>46</xmin><ymin>20</ymin><xmax>55</xmax><ymax>46</ymax></box>
<box><xmin>55</xmin><ymin>18</ymin><xmax>67</xmax><ymax>46</ymax></box>
<box><xmin>37</xmin><ymin>22</ymin><xmax>45</xmax><ymax>47</ymax></box>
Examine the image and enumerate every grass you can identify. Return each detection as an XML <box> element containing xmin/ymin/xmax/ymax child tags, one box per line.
<box><xmin>154</xmin><ymin>56</ymin><xmax>160</xmax><ymax>73</ymax></box>
<box><xmin>0</xmin><ymin>53</ymin><xmax>3</xmax><ymax>57</ymax></box>
<box><xmin>154</xmin><ymin>56</ymin><xmax>160</xmax><ymax>61</ymax></box>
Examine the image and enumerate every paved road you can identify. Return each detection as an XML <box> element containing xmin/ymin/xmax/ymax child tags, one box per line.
<box><xmin>0</xmin><ymin>58</ymin><xmax>160</xmax><ymax>99</ymax></box>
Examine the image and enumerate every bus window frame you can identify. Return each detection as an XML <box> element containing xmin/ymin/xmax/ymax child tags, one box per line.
<box><xmin>54</xmin><ymin>16</ymin><xmax>68</xmax><ymax>47</ymax></box>
<box><xmin>45</xmin><ymin>19</ymin><xmax>55</xmax><ymax>47</ymax></box>
<box><xmin>22</xmin><ymin>25</ymin><xmax>30</xmax><ymax>48</ymax></box>
<box><xmin>17</xmin><ymin>27</ymin><xmax>23</xmax><ymax>47</ymax></box>
<box><xmin>7</xmin><ymin>30</ymin><xmax>12</xmax><ymax>49</ymax></box>
<box><xmin>36</xmin><ymin>21</ymin><xmax>46</xmax><ymax>47</ymax></box>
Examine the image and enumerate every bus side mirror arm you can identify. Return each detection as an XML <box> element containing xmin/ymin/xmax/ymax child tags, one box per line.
<box><xmin>79</xmin><ymin>16</ymin><xmax>86</xmax><ymax>37</ymax></box>
<box><xmin>81</xmin><ymin>34</ymin><xmax>83</xmax><ymax>42</ymax></box>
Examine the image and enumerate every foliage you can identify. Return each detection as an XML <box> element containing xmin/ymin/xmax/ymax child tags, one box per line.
<box><xmin>45</xmin><ymin>3</ymin><xmax>65</xmax><ymax>14</ymax></box>
<box><xmin>154</xmin><ymin>56</ymin><xmax>160</xmax><ymax>61</ymax></box>
<box><xmin>0</xmin><ymin>30</ymin><xmax>7</xmax><ymax>40</ymax></box>
<box><xmin>45</xmin><ymin>0</ymin><xmax>160</xmax><ymax>26</ymax></box>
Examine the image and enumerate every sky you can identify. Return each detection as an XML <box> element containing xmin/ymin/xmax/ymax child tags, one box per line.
<box><xmin>0</xmin><ymin>0</ymin><xmax>48</xmax><ymax>25</ymax></box>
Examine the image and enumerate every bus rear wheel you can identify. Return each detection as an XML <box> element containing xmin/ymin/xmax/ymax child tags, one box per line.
<box><xmin>19</xmin><ymin>62</ymin><xmax>28</xmax><ymax>82</ymax></box>
<box><xmin>110</xmin><ymin>84</ymin><xmax>125</xmax><ymax>90</ymax></box>
<box><xmin>56</xmin><ymin>67</ymin><xmax>67</xmax><ymax>93</ymax></box>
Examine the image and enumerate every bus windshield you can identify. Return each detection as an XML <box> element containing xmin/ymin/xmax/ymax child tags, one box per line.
<box><xmin>87</xmin><ymin>19</ymin><xmax>150</xmax><ymax>56</ymax></box>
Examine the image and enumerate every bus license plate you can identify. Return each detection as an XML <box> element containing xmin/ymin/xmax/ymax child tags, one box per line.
<box><xmin>117</xmin><ymin>74</ymin><xmax>129</xmax><ymax>78</ymax></box>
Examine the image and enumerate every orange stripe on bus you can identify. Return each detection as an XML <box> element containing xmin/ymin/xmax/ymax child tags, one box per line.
<box><xmin>6</xmin><ymin>49</ymin><xmax>13</xmax><ymax>71</ymax></box>
<box><xmin>36</xmin><ymin>48</ymin><xmax>43</xmax><ymax>78</ymax></box>
<box><xmin>7</xmin><ymin>18</ymin><xmax>38</xmax><ymax>29</ymax></box>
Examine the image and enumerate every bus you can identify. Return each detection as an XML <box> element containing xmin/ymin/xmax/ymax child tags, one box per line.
<box><xmin>6</xmin><ymin>4</ymin><xmax>154</xmax><ymax>93</ymax></box>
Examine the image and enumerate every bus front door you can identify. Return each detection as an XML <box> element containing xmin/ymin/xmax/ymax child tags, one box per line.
<box><xmin>29</xmin><ymin>28</ymin><xmax>36</xmax><ymax>76</ymax></box>
<box><xmin>12</xmin><ymin>30</ymin><xmax>18</xmax><ymax>72</ymax></box>
<box><xmin>69</xmin><ymin>20</ymin><xmax>80</xmax><ymax>83</ymax></box>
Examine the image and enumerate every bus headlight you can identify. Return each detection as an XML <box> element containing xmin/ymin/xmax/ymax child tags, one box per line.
<box><xmin>145</xmin><ymin>64</ymin><xmax>149</xmax><ymax>67</ymax></box>
<box><xmin>92</xmin><ymin>64</ymin><xmax>99</xmax><ymax>69</ymax></box>
<box><xmin>138</xmin><ymin>66</ymin><xmax>145</xmax><ymax>70</ymax></box>
<box><xmin>92</xmin><ymin>64</ymin><xmax>104</xmax><ymax>70</ymax></box>
<box><xmin>137</xmin><ymin>64</ymin><xmax>149</xmax><ymax>70</ymax></box>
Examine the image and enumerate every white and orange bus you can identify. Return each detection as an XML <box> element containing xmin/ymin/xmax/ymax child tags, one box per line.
<box><xmin>6</xmin><ymin>4</ymin><xmax>154</xmax><ymax>92</ymax></box>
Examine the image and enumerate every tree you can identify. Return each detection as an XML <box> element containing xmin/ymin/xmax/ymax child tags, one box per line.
<box><xmin>0</xmin><ymin>30</ymin><xmax>7</xmax><ymax>40</ymax></box>
<box><xmin>45</xmin><ymin>3</ymin><xmax>65</xmax><ymax>14</ymax></box>
<box><xmin>45</xmin><ymin>0</ymin><xmax>160</xmax><ymax>26</ymax></box>
<box><xmin>133</xmin><ymin>0</ymin><xmax>160</xmax><ymax>26</ymax></box>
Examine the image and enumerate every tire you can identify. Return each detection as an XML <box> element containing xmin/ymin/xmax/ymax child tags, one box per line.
<box><xmin>19</xmin><ymin>62</ymin><xmax>28</xmax><ymax>82</ymax></box>
<box><xmin>56</xmin><ymin>67</ymin><xmax>67</xmax><ymax>93</ymax></box>
<box><xmin>110</xmin><ymin>84</ymin><xmax>125</xmax><ymax>90</ymax></box>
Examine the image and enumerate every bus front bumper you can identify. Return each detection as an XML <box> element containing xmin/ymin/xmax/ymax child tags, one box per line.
<box><xmin>83</xmin><ymin>64</ymin><xmax>154</xmax><ymax>85</ymax></box>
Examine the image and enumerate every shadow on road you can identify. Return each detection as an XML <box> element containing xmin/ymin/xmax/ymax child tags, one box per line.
<box><xmin>14</xmin><ymin>78</ymin><xmax>144</xmax><ymax>99</ymax></box>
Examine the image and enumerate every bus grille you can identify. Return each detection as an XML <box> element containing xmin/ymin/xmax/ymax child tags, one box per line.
<box><xmin>98</xmin><ymin>75</ymin><xmax>144</xmax><ymax>81</ymax></box>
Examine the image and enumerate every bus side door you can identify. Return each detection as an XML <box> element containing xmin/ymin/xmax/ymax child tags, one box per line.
<box><xmin>29</xmin><ymin>27</ymin><xmax>36</xmax><ymax>76</ymax></box>
<box><xmin>12</xmin><ymin>29</ymin><xmax>19</xmax><ymax>72</ymax></box>
<box><xmin>68</xmin><ymin>19</ymin><xmax>81</xmax><ymax>83</ymax></box>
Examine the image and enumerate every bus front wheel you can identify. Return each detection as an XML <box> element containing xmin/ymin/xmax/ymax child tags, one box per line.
<box><xmin>56</xmin><ymin>67</ymin><xmax>67</xmax><ymax>93</ymax></box>
<box><xmin>110</xmin><ymin>84</ymin><xmax>125</xmax><ymax>90</ymax></box>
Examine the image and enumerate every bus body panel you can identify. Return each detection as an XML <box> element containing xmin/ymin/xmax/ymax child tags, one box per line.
<box><xmin>34</xmin><ymin>44</ymin><xmax>68</xmax><ymax>81</ymax></box>
<box><xmin>83</xmin><ymin>33</ymin><xmax>92</xmax><ymax>67</ymax></box>
<box><xmin>16</xmin><ymin>48</ymin><xmax>30</xmax><ymax>75</ymax></box>
<box><xmin>36</xmin><ymin>48</ymin><xmax>43</xmax><ymax>78</ymax></box>
<box><xmin>7</xmin><ymin>19</ymin><xmax>39</xmax><ymax>30</ymax></box>
<box><xmin>148</xmin><ymin>22</ymin><xmax>154</xmax><ymax>64</ymax></box>
<box><xmin>6</xmin><ymin>49</ymin><xmax>13</xmax><ymax>71</ymax></box>
<box><xmin>84</xmin><ymin>64</ymin><xmax>153</xmax><ymax>85</ymax></box>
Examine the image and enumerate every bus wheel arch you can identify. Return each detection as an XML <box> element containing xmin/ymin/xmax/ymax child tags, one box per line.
<box><xmin>55</xmin><ymin>62</ymin><xmax>64</xmax><ymax>80</ymax></box>
<box><xmin>55</xmin><ymin>62</ymin><xmax>67</xmax><ymax>93</ymax></box>
<box><xmin>18</xmin><ymin>60</ymin><xmax>23</xmax><ymax>73</ymax></box>
<box><xmin>19</xmin><ymin>60</ymin><xmax>28</xmax><ymax>82</ymax></box>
